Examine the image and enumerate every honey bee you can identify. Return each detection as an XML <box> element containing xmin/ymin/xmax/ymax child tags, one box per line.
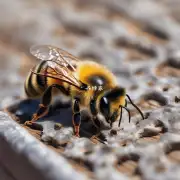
<box><xmin>24</xmin><ymin>45</ymin><xmax>144</xmax><ymax>137</ymax></box>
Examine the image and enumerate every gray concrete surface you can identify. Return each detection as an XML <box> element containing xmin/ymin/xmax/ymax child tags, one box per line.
<box><xmin>0</xmin><ymin>111</ymin><xmax>88</xmax><ymax>180</ymax></box>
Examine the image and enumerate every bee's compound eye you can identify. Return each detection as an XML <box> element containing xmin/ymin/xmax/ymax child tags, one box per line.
<box><xmin>100</xmin><ymin>96</ymin><xmax>110</xmax><ymax>120</ymax></box>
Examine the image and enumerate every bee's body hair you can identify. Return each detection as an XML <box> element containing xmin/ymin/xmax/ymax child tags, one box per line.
<box><xmin>25</xmin><ymin>61</ymin><xmax>70</xmax><ymax>98</ymax></box>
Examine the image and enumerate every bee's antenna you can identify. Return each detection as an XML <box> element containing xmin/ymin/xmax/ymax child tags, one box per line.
<box><xmin>118</xmin><ymin>105</ymin><xmax>131</xmax><ymax>127</ymax></box>
<box><xmin>126</xmin><ymin>94</ymin><xmax>144</xmax><ymax>120</ymax></box>
<box><xmin>118</xmin><ymin>106</ymin><xmax>123</xmax><ymax>127</ymax></box>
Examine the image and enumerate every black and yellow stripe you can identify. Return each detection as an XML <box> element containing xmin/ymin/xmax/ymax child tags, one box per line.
<box><xmin>24</xmin><ymin>61</ymin><xmax>47</xmax><ymax>98</ymax></box>
<box><xmin>24</xmin><ymin>60</ymin><xmax>71</xmax><ymax>98</ymax></box>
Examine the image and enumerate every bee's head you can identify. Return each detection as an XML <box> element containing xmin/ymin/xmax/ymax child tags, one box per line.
<box><xmin>99</xmin><ymin>87</ymin><xmax>126</xmax><ymax>126</ymax></box>
<box><xmin>99</xmin><ymin>87</ymin><xmax>145</xmax><ymax>127</ymax></box>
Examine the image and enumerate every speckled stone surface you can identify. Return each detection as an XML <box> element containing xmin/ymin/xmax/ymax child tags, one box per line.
<box><xmin>0</xmin><ymin>111</ymin><xmax>88</xmax><ymax>180</ymax></box>
<box><xmin>0</xmin><ymin>0</ymin><xmax>180</xmax><ymax>179</ymax></box>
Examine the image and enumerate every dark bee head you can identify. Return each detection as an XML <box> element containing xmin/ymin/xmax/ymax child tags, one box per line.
<box><xmin>99</xmin><ymin>87</ymin><xmax>145</xmax><ymax>127</ymax></box>
<box><xmin>99</xmin><ymin>87</ymin><xmax>126</xmax><ymax>125</ymax></box>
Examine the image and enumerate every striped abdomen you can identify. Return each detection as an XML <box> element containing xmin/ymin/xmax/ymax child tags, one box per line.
<box><xmin>24</xmin><ymin>61</ymin><xmax>48</xmax><ymax>98</ymax></box>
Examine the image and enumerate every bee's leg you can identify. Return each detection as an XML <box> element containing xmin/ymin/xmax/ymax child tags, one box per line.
<box><xmin>91</xmin><ymin>117</ymin><xmax>107</xmax><ymax>142</ymax></box>
<box><xmin>125</xmin><ymin>99</ymin><xmax>128</xmax><ymax>107</ymax></box>
<box><xmin>90</xmin><ymin>98</ymin><xmax>100</xmax><ymax>131</ymax></box>
<box><xmin>90</xmin><ymin>98</ymin><xmax>104</xmax><ymax>140</ymax></box>
<box><xmin>25</xmin><ymin>84</ymin><xmax>69</xmax><ymax>125</ymax></box>
<box><xmin>91</xmin><ymin>116</ymin><xmax>99</xmax><ymax>130</ymax></box>
<box><xmin>72</xmin><ymin>98</ymin><xmax>81</xmax><ymax>137</ymax></box>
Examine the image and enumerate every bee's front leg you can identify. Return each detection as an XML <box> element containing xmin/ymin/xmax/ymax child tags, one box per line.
<box><xmin>72</xmin><ymin>98</ymin><xmax>81</xmax><ymax>137</ymax></box>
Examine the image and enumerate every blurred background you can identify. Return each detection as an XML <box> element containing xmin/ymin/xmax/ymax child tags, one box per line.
<box><xmin>0</xmin><ymin>0</ymin><xmax>180</xmax><ymax>109</ymax></box>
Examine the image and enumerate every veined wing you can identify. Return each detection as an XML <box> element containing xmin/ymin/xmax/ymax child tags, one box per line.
<box><xmin>30</xmin><ymin>45</ymin><xmax>85</xmax><ymax>89</ymax></box>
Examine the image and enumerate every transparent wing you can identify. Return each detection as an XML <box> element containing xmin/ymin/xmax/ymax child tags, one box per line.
<box><xmin>30</xmin><ymin>45</ymin><xmax>79</xmax><ymax>70</ymax></box>
<box><xmin>30</xmin><ymin>45</ymin><xmax>83</xmax><ymax>89</ymax></box>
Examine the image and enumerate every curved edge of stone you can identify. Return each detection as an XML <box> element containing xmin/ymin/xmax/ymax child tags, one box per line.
<box><xmin>0</xmin><ymin>111</ymin><xmax>88</xmax><ymax>180</ymax></box>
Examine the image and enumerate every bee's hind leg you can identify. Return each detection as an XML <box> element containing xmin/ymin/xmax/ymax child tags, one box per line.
<box><xmin>25</xmin><ymin>84</ymin><xmax>69</xmax><ymax>126</ymax></box>
<box><xmin>72</xmin><ymin>98</ymin><xmax>81</xmax><ymax>137</ymax></box>
<box><xmin>24</xmin><ymin>103</ymin><xmax>49</xmax><ymax>126</ymax></box>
